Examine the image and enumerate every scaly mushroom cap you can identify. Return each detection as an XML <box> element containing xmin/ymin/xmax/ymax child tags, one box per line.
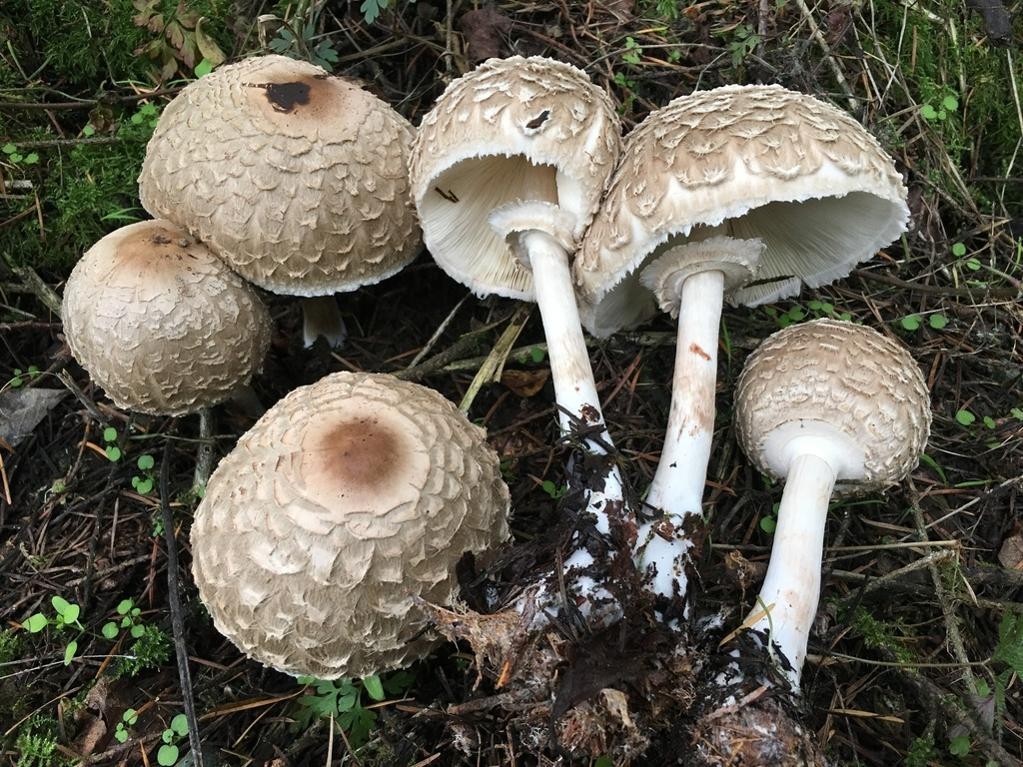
<box><xmin>577</xmin><ymin>85</ymin><xmax>909</xmax><ymax>336</ymax></box>
<box><xmin>62</xmin><ymin>220</ymin><xmax>270</xmax><ymax>416</ymax></box>
<box><xmin>190</xmin><ymin>372</ymin><xmax>511</xmax><ymax>679</ymax></box>
<box><xmin>409</xmin><ymin>56</ymin><xmax>621</xmax><ymax>300</ymax></box>
<box><xmin>139</xmin><ymin>55</ymin><xmax>420</xmax><ymax>296</ymax></box>
<box><xmin>733</xmin><ymin>319</ymin><xmax>931</xmax><ymax>496</ymax></box>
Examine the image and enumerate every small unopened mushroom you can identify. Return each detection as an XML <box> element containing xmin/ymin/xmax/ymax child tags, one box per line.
<box><xmin>577</xmin><ymin>85</ymin><xmax>909</xmax><ymax>603</ymax></box>
<box><xmin>733</xmin><ymin>319</ymin><xmax>930</xmax><ymax>687</ymax></box>
<box><xmin>139</xmin><ymin>55</ymin><xmax>420</xmax><ymax>347</ymax></box>
<box><xmin>62</xmin><ymin>219</ymin><xmax>270</xmax><ymax>416</ymax></box>
<box><xmin>190</xmin><ymin>371</ymin><xmax>511</xmax><ymax>679</ymax></box>
<box><xmin>410</xmin><ymin>57</ymin><xmax>626</xmax><ymax>592</ymax></box>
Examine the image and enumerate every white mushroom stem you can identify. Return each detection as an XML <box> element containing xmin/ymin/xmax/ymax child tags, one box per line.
<box><xmin>635</xmin><ymin>236</ymin><xmax>763</xmax><ymax>604</ymax></box>
<box><xmin>524</xmin><ymin>229</ymin><xmax>625</xmax><ymax>545</ymax></box>
<box><xmin>745</xmin><ymin>449</ymin><xmax>836</xmax><ymax>690</ymax></box>
<box><xmin>301</xmin><ymin>295</ymin><xmax>347</xmax><ymax>349</ymax></box>
<box><xmin>635</xmin><ymin>269</ymin><xmax>723</xmax><ymax>600</ymax></box>
<box><xmin>512</xmin><ymin>228</ymin><xmax>623</xmax><ymax>624</ymax></box>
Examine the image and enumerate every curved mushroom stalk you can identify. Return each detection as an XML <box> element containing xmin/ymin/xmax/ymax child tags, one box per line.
<box><xmin>742</xmin><ymin>441</ymin><xmax>841</xmax><ymax>689</ymax></box>
<box><xmin>301</xmin><ymin>295</ymin><xmax>348</xmax><ymax>349</ymax></box>
<box><xmin>633</xmin><ymin>236</ymin><xmax>764</xmax><ymax>604</ymax></box>
<box><xmin>490</xmin><ymin>205</ymin><xmax>627</xmax><ymax>610</ymax></box>
<box><xmin>729</xmin><ymin>320</ymin><xmax>931</xmax><ymax>687</ymax></box>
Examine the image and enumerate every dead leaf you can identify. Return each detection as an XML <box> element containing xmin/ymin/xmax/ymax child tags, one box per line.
<box><xmin>0</xmin><ymin>388</ymin><xmax>67</xmax><ymax>448</ymax></box>
<box><xmin>194</xmin><ymin>17</ymin><xmax>226</xmax><ymax>65</ymax></box>
<box><xmin>501</xmin><ymin>369</ymin><xmax>550</xmax><ymax>398</ymax></box>
<box><xmin>998</xmin><ymin>533</ymin><xmax>1023</xmax><ymax>570</ymax></box>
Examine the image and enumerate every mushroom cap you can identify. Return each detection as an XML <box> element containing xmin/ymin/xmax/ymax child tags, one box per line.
<box><xmin>190</xmin><ymin>371</ymin><xmax>511</xmax><ymax>679</ymax></box>
<box><xmin>733</xmin><ymin>319</ymin><xmax>931</xmax><ymax>496</ymax></box>
<box><xmin>576</xmin><ymin>84</ymin><xmax>909</xmax><ymax>337</ymax></box>
<box><xmin>409</xmin><ymin>56</ymin><xmax>621</xmax><ymax>300</ymax></box>
<box><xmin>138</xmin><ymin>55</ymin><xmax>420</xmax><ymax>296</ymax></box>
<box><xmin>61</xmin><ymin>219</ymin><xmax>271</xmax><ymax>416</ymax></box>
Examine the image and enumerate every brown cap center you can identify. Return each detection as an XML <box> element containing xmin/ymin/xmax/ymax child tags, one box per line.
<box><xmin>307</xmin><ymin>417</ymin><xmax>402</xmax><ymax>493</ymax></box>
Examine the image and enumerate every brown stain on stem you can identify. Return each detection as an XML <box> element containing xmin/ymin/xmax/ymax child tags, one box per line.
<box><xmin>689</xmin><ymin>342</ymin><xmax>711</xmax><ymax>361</ymax></box>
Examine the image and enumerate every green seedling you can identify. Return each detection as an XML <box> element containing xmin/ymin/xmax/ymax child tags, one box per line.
<box><xmin>23</xmin><ymin>595</ymin><xmax>85</xmax><ymax>665</ymax></box>
<box><xmin>920</xmin><ymin>94</ymin><xmax>959</xmax><ymax>122</ymax></box>
<box><xmin>951</xmin><ymin>242</ymin><xmax>967</xmax><ymax>257</ymax></box>
<box><xmin>102</xmin><ymin>598</ymin><xmax>146</xmax><ymax>641</ymax></box>
<box><xmin>541</xmin><ymin>479</ymin><xmax>567</xmax><ymax>500</ymax></box>
<box><xmin>129</xmin><ymin>102</ymin><xmax>160</xmax><ymax>129</ymax></box>
<box><xmin>955</xmin><ymin>409</ymin><xmax>976</xmax><ymax>426</ymax></box>
<box><xmin>2</xmin><ymin>142</ymin><xmax>40</xmax><ymax>166</ymax></box>
<box><xmin>948</xmin><ymin>734</ymin><xmax>971</xmax><ymax>757</ymax></box>
<box><xmin>722</xmin><ymin>23</ymin><xmax>760</xmax><ymax>67</ymax></box>
<box><xmin>900</xmin><ymin>314</ymin><xmax>922</xmax><ymax>331</ymax></box>
<box><xmin>103</xmin><ymin>426</ymin><xmax>122</xmax><ymax>462</ymax></box>
<box><xmin>157</xmin><ymin>713</ymin><xmax>188</xmax><ymax>765</ymax></box>
<box><xmin>759</xmin><ymin>501</ymin><xmax>780</xmax><ymax>534</ymax></box>
<box><xmin>622</xmin><ymin>36</ymin><xmax>643</xmax><ymax>65</ymax></box>
<box><xmin>132</xmin><ymin>454</ymin><xmax>156</xmax><ymax>495</ymax></box>
<box><xmin>7</xmin><ymin>365</ymin><xmax>40</xmax><ymax>388</ymax></box>
<box><xmin>613</xmin><ymin>71</ymin><xmax>639</xmax><ymax>114</ymax></box>
<box><xmin>295</xmin><ymin>671</ymin><xmax>413</xmax><ymax>747</ymax></box>
<box><xmin>114</xmin><ymin>708</ymin><xmax>138</xmax><ymax>743</ymax></box>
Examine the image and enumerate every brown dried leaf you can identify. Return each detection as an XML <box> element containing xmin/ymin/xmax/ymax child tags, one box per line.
<box><xmin>998</xmin><ymin>533</ymin><xmax>1023</xmax><ymax>570</ymax></box>
<box><xmin>501</xmin><ymin>368</ymin><xmax>550</xmax><ymax>398</ymax></box>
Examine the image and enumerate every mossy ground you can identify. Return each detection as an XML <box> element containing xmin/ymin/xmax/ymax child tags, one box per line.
<box><xmin>1</xmin><ymin>0</ymin><xmax>1022</xmax><ymax>765</ymax></box>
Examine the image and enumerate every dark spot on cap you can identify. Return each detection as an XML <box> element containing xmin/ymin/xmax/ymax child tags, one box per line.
<box><xmin>525</xmin><ymin>110</ymin><xmax>550</xmax><ymax>130</ymax></box>
<box><xmin>261</xmin><ymin>81</ymin><xmax>312</xmax><ymax>114</ymax></box>
<box><xmin>150</xmin><ymin>233</ymin><xmax>173</xmax><ymax>246</ymax></box>
<box><xmin>312</xmin><ymin>417</ymin><xmax>401</xmax><ymax>492</ymax></box>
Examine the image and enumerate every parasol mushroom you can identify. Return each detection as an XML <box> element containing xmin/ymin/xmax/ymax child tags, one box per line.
<box><xmin>190</xmin><ymin>371</ymin><xmax>511</xmax><ymax>679</ymax></box>
<box><xmin>731</xmin><ymin>318</ymin><xmax>931</xmax><ymax>687</ymax></box>
<box><xmin>139</xmin><ymin>54</ymin><xmax>420</xmax><ymax>347</ymax></box>
<box><xmin>409</xmin><ymin>56</ymin><xmax>626</xmax><ymax>606</ymax></box>
<box><xmin>577</xmin><ymin>84</ymin><xmax>909</xmax><ymax>605</ymax></box>
<box><xmin>62</xmin><ymin>219</ymin><xmax>270</xmax><ymax>416</ymax></box>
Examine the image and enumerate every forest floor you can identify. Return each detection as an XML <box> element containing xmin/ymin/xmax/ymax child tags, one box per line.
<box><xmin>1</xmin><ymin>0</ymin><xmax>1022</xmax><ymax>765</ymax></box>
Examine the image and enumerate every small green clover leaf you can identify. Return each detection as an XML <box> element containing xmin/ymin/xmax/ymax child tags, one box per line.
<box><xmin>24</xmin><ymin>613</ymin><xmax>48</xmax><ymax>632</ymax></box>
<box><xmin>955</xmin><ymin>409</ymin><xmax>976</xmax><ymax>426</ymax></box>
<box><xmin>900</xmin><ymin>315</ymin><xmax>922</xmax><ymax>331</ymax></box>
<box><xmin>929</xmin><ymin>314</ymin><xmax>948</xmax><ymax>330</ymax></box>
<box><xmin>157</xmin><ymin>744</ymin><xmax>179</xmax><ymax>765</ymax></box>
<box><xmin>951</xmin><ymin>242</ymin><xmax>967</xmax><ymax>257</ymax></box>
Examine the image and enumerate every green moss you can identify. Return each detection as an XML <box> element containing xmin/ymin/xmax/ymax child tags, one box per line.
<box><xmin>863</xmin><ymin>0</ymin><xmax>1022</xmax><ymax>210</ymax></box>
<box><xmin>849</xmin><ymin>605</ymin><xmax>916</xmax><ymax>664</ymax></box>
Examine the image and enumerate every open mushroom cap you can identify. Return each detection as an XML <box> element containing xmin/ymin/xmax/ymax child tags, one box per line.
<box><xmin>139</xmin><ymin>54</ymin><xmax>420</xmax><ymax>296</ymax></box>
<box><xmin>62</xmin><ymin>219</ymin><xmax>270</xmax><ymax>416</ymax></box>
<box><xmin>733</xmin><ymin>319</ymin><xmax>931</xmax><ymax>495</ymax></box>
<box><xmin>409</xmin><ymin>56</ymin><xmax>621</xmax><ymax>300</ymax></box>
<box><xmin>577</xmin><ymin>84</ymin><xmax>909</xmax><ymax>337</ymax></box>
<box><xmin>190</xmin><ymin>371</ymin><xmax>511</xmax><ymax>679</ymax></box>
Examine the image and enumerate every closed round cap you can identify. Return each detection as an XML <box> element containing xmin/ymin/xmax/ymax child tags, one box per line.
<box><xmin>139</xmin><ymin>55</ymin><xmax>420</xmax><ymax>296</ymax></box>
<box><xmin>409</xmin><ymin>56</ymin><xmax>621</xmax><ymax>300</ymax></box>
<box><xmin>577</xmin><ymin>85</ymin><xmax>909</xmax><ymax>336</ymax></box>
<box><xmin>734</xmin><ymin>319</ymin><xmax>931</xmax><ymax>495</ymax></box>
<box><xmin>62</xmin><ymin>220</ymin><xmax>270</xmax><ymax>416</ymax></box>
<box><xmin>190</xmin><ymin>372</ymin><xmax>511</xmax><ymax>679</ymax></box>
